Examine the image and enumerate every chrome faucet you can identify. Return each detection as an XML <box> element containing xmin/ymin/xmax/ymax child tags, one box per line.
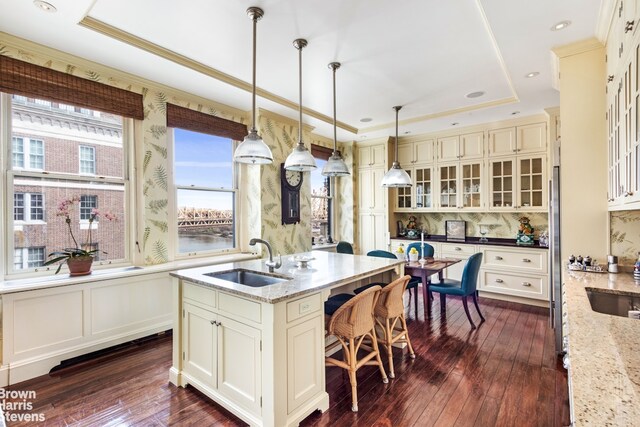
<box><xmin>249</xmin><ymin>238</ymin><xmax>282</xmax><ymax>273</ymax></box>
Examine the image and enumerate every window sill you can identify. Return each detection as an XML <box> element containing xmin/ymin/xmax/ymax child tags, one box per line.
<box><xmin>0</xmin><ymin>252</ymin><xmax>259</xmax><ymax>295</ymax></box>
<box><xmin>312</xmin><ymin>242</ymin><xmax>338</xmax><ymax>251</ymax></box>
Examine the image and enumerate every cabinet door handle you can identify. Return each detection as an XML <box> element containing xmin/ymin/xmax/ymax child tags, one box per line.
<box><xmin>210</xmin><ymin>320</ymin><xmax>215</xmax><ymax>325</ymax></box>
<box><xmin>522</xmin><ymin>282</ymin><xmax>532</xmax><ymax>287</ymax></box>
<box><xmin>512</xmin><ymin>149</ymin><xmax>518</xmax><ymax>153</ymax></box>
<box><xmin>495</xmin><ymin>278</ymin><xmax>504</xmax><ymax>283</ymax></box>
<box><xmin>454</xmin><ymin>247</ymin><xmax>462</xmax><ymax>251</ymax></box>
<box><xmin>522</xmin><ymin>258</ymin><xmax>531</xmax><ymax>263</ymax></box>
<box><xmin>495</xmin><ymin>256</ymin><xmax>503</xmax><ymax>260</ymax></box>
<box><xmin>626</xmin><ymin>20</ymin><xmax>635</xmax><ymax>33</ymax></box>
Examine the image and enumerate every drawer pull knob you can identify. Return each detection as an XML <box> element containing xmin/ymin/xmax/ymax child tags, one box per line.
<box><xmin>455</xmin><ymin>247</ymin><xmax>462</xmax><ymax>251</ymax></box>
<box><xmin>522</xmin><ymin>282</ymin><xmax>532</xmax><ymax>287</ymax></box>
<box><xmin>495</xmin><ymin>278</ymin><xmax>504</xmax><ymax>283</ymax></box>
<box><xmin>522</xmin><ymin>258</ymin><xmax>531</xmax><ymax>263</ymax></box>
<box><xmin>495</xmin><ymin>256</ymin><xmax>503</xmax><ymax>260</ymax></box>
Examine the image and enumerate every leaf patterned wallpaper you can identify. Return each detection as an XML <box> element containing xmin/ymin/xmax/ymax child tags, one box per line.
<box><xmin>0</xmin><ymin>39</ymin><xmax>354</xmax><ymax>265</ymax></box>
<box><xmin>395</xmin><ymin>212</ymin><xmax>549</xmax><ymax>240</ymax></box>
<box><xmin>610</xmin><ymin>210</ymin><xmax>640</xmax><ymax>266</ymax></box>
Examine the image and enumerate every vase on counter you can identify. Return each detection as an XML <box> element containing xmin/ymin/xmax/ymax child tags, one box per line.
<box><xmin>67</xmin><ymin>256</ymin><xmax>93</xmax><ymax>276</ymax></box>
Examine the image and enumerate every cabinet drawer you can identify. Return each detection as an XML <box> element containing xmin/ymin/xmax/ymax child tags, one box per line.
<box><xmin>481</xmin><ymin>248</ymin><xmax>547</xmax><ymax>273</ymax></box>
<box><xmin>440</xmin><ymin>243</ymin><xmax>476</xmax><ymax>256</ymax></box>
<box><xmin>184</xmin><ymin>282</ymin><xmax>216</xmax><ymax>309</ymax></box>
<box><xmin>287</xmin><ymin>293</ymin><xmax>322</xmax><ymax>323</ymax></box>
<box><xmin>480</xmin><ymin>270</ymin><xmax>547</xmax><ymax>300</ymax></box>
<box><xmin>218</xmin><ymin>292</ymin><xmax>261</xmax><ymax>324</ymax></box>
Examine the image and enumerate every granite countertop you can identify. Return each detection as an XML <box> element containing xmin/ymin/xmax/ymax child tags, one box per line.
<box><xmin>170</xmin><ymin>250</ymin><xmax>403</xmax><ymax>304</ymax></box>
<box><xmin>392</xmin><ymin>235</ymin><xmax>549</xmax><ymax>250</ymax></box>
<box><xmin>564</xmin><ymin>270</ymin><xmax>640</xmax><ymax>426</ymax></box>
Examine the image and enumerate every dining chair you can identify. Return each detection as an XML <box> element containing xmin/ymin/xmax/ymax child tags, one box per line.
<box><xmin>336</xmin><ymin>241</ymin><xmax>354</xmax><ymax>254</ymax></box>
<box><xmin>373</xmin><ymin>275</ymin><xmax>415</xmax><ymax>379</ymax></box>
<box><xmin>405</xmin><ymin>242</ymin><xmax>434</xmax><ymax>258</ymax></box>
<box><xmin>428</xmin><ymin>252</ymin><xmax>485</xmax><ymax>329</ymax></box>
<box><xmin>354</xmin><ymin>250</ymin><xmax>421</xmax><ymax>317</ymax></box>
<box><xmin>325</xmin><ymin>285</ymin><xmax>388</xmax><ymax>412</ymax></box>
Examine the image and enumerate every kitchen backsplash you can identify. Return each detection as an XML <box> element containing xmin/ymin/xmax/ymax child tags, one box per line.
<box><xmin>610</xmin><ymin>210</ymin><xmax>640</xmax><ymax>266</ymax></box>
<box><xmin>395</xmin><ymin>212</ymin><xmax>549</xmax><ymax>239</ymax></box>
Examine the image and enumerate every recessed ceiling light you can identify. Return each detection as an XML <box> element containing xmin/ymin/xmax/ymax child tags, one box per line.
<box><xmin>511</xmin><ymin>111</ymin><xmax>520</xmax><ymax>115</ymax></box>
<box><xmin>33</xmin><ymin>0</ymin><xmax>56</xmax><ymax>12</ymax></box>
<box><xmin>551</xmin><ymin>20</ymin><xmax>571</xmax><ymax>31</ymax></box>
<box><xmin>525</xmin><ymin>72</ymin><xmax>540</xmax><ymax>78</ymax></box>
<box><xmin>451</xmin><ymin>122</ymin><xmax>459</xmax><ymax>126</ymax></box>
<box><xmin>359</xmin><ymin>117</ymin><xmax>372</xmax><ymax>123</ymax></box>
<box><xmin>465</xmin><ymin>91</ymin><xmax>485</xmax><ymax>99</ymax></box>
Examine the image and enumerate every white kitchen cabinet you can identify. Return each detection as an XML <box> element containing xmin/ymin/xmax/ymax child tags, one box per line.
<box><xmin>398</xmin><ymin>138</ymin><xmax>434</xmax><ymax>165</ymax></box>
<box><xmin>358</xmin><ymin>167</ymin><xmax>386</xmax><ymax>213</ymax></box>
<box><xmin>357</xmin><ymin>143</ymin><xmax>386</xmax><ymax>168</ymax></box>
<box><xmin>440</xmin><ymin>243</ymin><xmax>476</xmax><ymax>281</ymax></box>
<box><xmin>479</xmin><ymin>246</ymin><xmax>549</xmax><ymax>301</ymax></box>
<box><xmin>437</xmin><ymin>160</ymin><xmax>484</xmax><ymax>210</ymax></box>
<box><xmin>437</xmin><ymin>132</ymin><xmax>484</xmax><ymax>162</ymax></box>
<box><xmin>489</xmin><ymin>155</ymin><xmax>547</xmax><ymax>211</ymax></box>
<box><xmin>395</xmin><ymin>166</ymin><xmax>436</xmax><ymax>211</ymax></box>
<box><xmin>358</xmin><ymin>212</ymin><xmax>388</xmax><ymax>254</ymax></box>
<box><xmin>182</xmin><ymin>288</ymin><xmax>262</xmax><ymax>417</ymax></box>
<box><xmin>488</xmin><ymin>123</ymin><xmax>546</xmax><ymax>157</ymax></box>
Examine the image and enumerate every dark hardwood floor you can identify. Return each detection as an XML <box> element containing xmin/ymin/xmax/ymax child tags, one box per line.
<box><xmin>4</xmin><ymin>294</ymin><xmax>570</xmax><ymax>427</ymax></box>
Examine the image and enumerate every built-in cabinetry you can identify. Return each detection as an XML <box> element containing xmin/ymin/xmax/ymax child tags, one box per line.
<box><xmin>606</xmin><ymin>0</ymin><xmax>640</xmax><ymax>210</ymax></box>
<box><xmin>389</xmin><ymin>239</ymin><xmax>549</xmax><ymax>303</ymax></box>
<box><xmin>175</xmin><ymin>280</ymin><xmax>328</xmax><ymax>427</ymax></box>
<box><xmin>391</xmin><ymin>122</ymin><xmax>547</xmax><ymax>213</ymax></box>
<box><xmin>357</xmin><ymin>141</ymin><xmax>388</xmax><ymax>254</ymax></box>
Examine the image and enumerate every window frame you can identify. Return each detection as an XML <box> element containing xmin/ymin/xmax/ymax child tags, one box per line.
<box><xmin>1</xmin><ymin>93</ymin><xmax>134</xmax><ymax>278</ymax></box>
<box><xmin>79</xmin><ymin>145</ymin><xmax>96</xmax><ymax>175</ymax></box>
<box><xmin>12</xmin><ymin>136</ymin><xmax>44</xmax><ymax>171</ymax></box>
<box><xmin>310</xmin><ymin>145</ymin><xmax>335</xmax><ymax>243</ymax></box>
<box><xmin>169</xmin><ymin>127</ymin><xmax>240</xmax><ymax>259</ymax></box>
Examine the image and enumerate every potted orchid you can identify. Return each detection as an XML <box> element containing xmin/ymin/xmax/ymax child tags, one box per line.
<box><xmin>43</xmin><ymin>195</ymin><xmax>117</xmax><ymax>275</ymax></box>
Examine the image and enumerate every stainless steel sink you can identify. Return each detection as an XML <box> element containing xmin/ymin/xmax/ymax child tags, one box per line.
<box><xmin>204</xmin><ymin>268</ymin><xmax>291</xmax><ymax>287</ymax></box>
<box><xmin>586</xmin><ymin>288</ymin><xmax>640</xmax><ymax>317</ymax></box>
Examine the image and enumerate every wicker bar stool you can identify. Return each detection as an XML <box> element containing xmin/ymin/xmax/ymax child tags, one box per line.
<box><xmin>373</xmin><ymin>275</ymin><xmax>416</xmax><ymax>379</ymax></box>
<box><xmin>325</xmin><ymin>285</ymin><xmax>388</xmax><ymax>412</ymax></box>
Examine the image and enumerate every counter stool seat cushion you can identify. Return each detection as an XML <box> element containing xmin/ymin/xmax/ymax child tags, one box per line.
<box><xmin>324</xmin><ymin>293</ymin><xmax>355</xmax><ymax>315</ymax></box>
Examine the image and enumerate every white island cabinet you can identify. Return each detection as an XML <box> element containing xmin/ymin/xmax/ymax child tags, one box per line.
<box><xmin>170</xmin><ymin>251</ymin><xmax>403</xmax><ymax>427</ymax></box>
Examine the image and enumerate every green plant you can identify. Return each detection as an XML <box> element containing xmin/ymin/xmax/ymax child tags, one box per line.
<box><xmin>43</xmin><ymin>196</ymin><xmax>116</xmax><ymax>274</ymax></box>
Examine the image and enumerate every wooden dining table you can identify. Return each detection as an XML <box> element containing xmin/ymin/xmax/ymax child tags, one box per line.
<box><xmin>403</xmin><ymin>258</ymin><xmax>461</xmax><ymax>317</ymax></box>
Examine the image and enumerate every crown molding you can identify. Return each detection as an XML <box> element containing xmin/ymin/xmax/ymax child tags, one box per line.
<box><xmin>552</xmin><ymin>38</ymin><xmax>605</xmax><ymax>59</ymax></box>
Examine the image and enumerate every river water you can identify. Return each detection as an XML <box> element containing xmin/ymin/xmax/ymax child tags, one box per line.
<box><xmin>179</xmin><ymin>233</ymin><xmax>233</xmax><ymax>253</ymax></box>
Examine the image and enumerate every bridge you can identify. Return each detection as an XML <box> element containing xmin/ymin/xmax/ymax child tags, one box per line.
<box><xmin>178</xmin><ymin>207</ymin><xmax>233</xmax><ymax>228</ymax></box>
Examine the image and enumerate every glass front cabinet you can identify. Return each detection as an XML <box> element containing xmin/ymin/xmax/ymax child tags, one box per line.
<box><xmin>395</xmin><ymin>166</ymin><xmax>435</xmax><ymax>211</ymax></box>
<box><xmin>489</xmin><ymin>155</ymin><xmax>546</xmax><ymax>211</ymax></box>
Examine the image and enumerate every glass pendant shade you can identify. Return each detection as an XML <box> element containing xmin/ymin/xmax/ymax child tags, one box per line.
<box><xmin>233</xmin><ymin>7</ymin><xmax>273</xmax><ymax>165</ymax></box>
<box><xmin>234</xmin><ymin>128</ymin><xmax>273</xmax><ymax>164</ymax></box>
<box><xmin>381</xmin><ymin>105</ymin><xmax>412</xmax><ymax>188</ymax></box>
<box><xmin>322</xmin><ymin>62</ymin><xmax>350</xmax><ymax>177</ymax></box>
<box><xmin>285</xmin><ymin>38</ymin><xmax>316</xmax><ymax>172</ymax></box>
<box><xmin>322</xmin><ymin>152</ymin><xmax>350</xmax><ymax>176</ymax></box>
<box><xmin>381</xmin><ymin>161</ymin><xmax>413</xmax><ymax>187</ymax></box>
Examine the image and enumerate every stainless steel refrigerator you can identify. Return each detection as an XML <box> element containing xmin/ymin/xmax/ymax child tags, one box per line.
<box><xmin>549</xmin><ymin>145</ymin><xmax>563</xmax><ymax>354</ymax></box>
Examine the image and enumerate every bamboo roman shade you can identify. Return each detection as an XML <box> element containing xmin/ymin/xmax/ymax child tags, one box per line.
<box><xmin>0</xmin><ymin>56</ymin><xmax>144</xmax><ymax>120</ymax></box>
<box><xmin>311</xmin><ymin>144</ymin><xmax>334</xmax><ymax>161</ymax></box>
<box><xmin>166</xmin><ymin>103</ymin><xmax>247</xmax><ymax>141</ymax></box>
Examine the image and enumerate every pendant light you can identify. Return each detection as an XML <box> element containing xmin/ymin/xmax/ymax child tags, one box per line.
<box><xmin>233</xmin><ymin>7</ymin><xmax>273</xmax><ymax>165</ymax></box>
<box><xmin>381</xmin><ymin>106</ymin><xmax>412</xmax><ymax>187</ymax></box>
<box><xmin>284</xmin><ymin>39</ymin><xmax>317</xmax><ymax>171</ymax></box>
<box><xmin>322</xmin><ymin>62</ymin><xmax>350</xmax><ymax>177</ymax></box>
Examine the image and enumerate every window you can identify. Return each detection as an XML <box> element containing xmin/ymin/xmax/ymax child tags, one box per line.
<box><xmin>173</xmin><ymin>128</ymin><xmax>236</xmax><ymax>254</ymax></box>
<box><xmin>5</xmin><ymin>94</ymin><xmax>128</xmax><ymax>274</ymax></box>
<box><xmin>13</xmin><ymin>193</ymin><xmax>44</xmax><ymax>222</ymax></box>
<box><xmin>310</xmin><ymin>145</ymin><xmax>334</xmax><ymax>242</ymax></box>
<box><xmin>79</xmin><ymin>146</ymin><xmax>96</xmax><ymax>174</ymax></box>
<box><xmin>80</xmin><ymin>195</ymin><xmax>98</xmax><ymax>220</ymax></box>
<box><xmin>13</xmin><ymin>247</ymin><xmax>45</xmax><ymax>270</ymax></box>
<box><xmin>11</xmin><ymin>137</ymin><xmax>44</xmax><ymax>170</ymax></box>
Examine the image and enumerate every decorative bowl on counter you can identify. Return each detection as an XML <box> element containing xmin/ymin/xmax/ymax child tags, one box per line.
<box><xmin>292</xmin><ymin>255</ymin><xmax>315</xmax><ymax>269</ymax></box>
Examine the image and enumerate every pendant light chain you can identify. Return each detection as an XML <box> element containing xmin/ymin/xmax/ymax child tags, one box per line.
<box><xmin>298</xmin><ymin>40</ymin><xmax>304</xmax><ymax>145</ymax></box>
<box><xmin>394</xmin><ymin>105</ymin><xmax>401</xmax><ymax>163</ymax></box>
<box><xmin>250</xmin><ymin>13</ymin><xmax>258</xmax><ymax>132</ymax></box>
<box><xmin>332</xmin><ymin>63</ymin><xmax>339</xmax><ymax>153</ymax></box>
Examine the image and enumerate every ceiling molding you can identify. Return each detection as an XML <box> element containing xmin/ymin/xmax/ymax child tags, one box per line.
<box><xmin>596</xmin><ymin>0</ymin><xmax>617</xmax><ymax>43</ymax></box>
<box><xmin>78</xmin><ymin>16</ymin><xmax>358</xmax><ymax>135</ymax></box>
<box><xmin>359</xmin><ymin>96</ymin><xmax>518</xmax><ymax>133</ymax></box>
<box><xmin>552</xmin><ymin>37</ymin><xmax>604</xmax><ymax>59</ymax></box>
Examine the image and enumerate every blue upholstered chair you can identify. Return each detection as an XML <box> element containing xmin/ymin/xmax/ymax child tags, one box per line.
<box><xmin>405</xmin><ymin>242</ymin><xmax>434</xmax><ymax>258</ymax></box>
<box><xmin>429</xmin><ymin>252</ymin><xmax>485</xmax><ymax>329</ymax></box>
<box><xmin>354</xmin><ymin>250</ymin><xmax>421</xmax><ymax>316</ymax></box>
<box><xmin>336</xmin><ymin>241</ymin><xmax>354</xmax><ymax>254</ymax></box>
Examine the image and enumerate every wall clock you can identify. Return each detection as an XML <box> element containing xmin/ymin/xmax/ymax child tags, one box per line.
<box><xmin>281</xmin><ymin>163</ymin><xmax>303</xmax><ymax>225</ymax></box>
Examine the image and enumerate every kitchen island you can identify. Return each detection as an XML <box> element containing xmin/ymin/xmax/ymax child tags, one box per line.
<box><xmin>169</xmin><ymin>251</ymin><xmax>403</xmax><ymax>427</ymax></box>
<box><xmin>563</xmin><ymin>270</ymin><xmax>640</xmax><ymax>426</ymax></box>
